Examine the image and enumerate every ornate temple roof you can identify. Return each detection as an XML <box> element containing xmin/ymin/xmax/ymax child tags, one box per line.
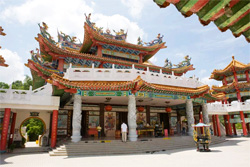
<box><xmin>212</xmin><ymin>81</ymin><xmax>250</xmax><ymax>93</ymax></box>
<box><xmin>37</xmin><ymin>32</ymin><xmax>194</xmax><ymax>76</ymax></box>
<box><xmin>154</xmin><ymin>0</ymin><xmax>250</xmax><ymax>42</ymax></box>
<box><xmin>47</xmin><ymin>73</ymin><xmax>210</xmax><ymax>97</ymax></box>
<box><xmin>80</xmin><ymin>22</ymin><xmax>167</xmax><ymax>62</ymax></box>
<box><xmin>210</xmin><ymin>56</ymin><xmax>250</xmax><ymax>80</ymax></box>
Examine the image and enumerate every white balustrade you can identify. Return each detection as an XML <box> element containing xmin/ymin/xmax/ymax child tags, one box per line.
<box><xmin>64</xmin><ymin>64</ymin><xmax>204</xmax><ymax>88</ymax></box>
<box><xmin>0</xmin><ymin>86</ymin><xmax>59</xmax><ymax>108</ymax></box>
<box><xmin>207</xmin><ymin>101</ymin><xmax>250</xmax><ymax>114</ymax></box>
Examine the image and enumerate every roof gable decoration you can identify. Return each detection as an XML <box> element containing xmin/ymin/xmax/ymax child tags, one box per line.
<box><xmin>85</xmin><ymin>13</ymin><xmax>127</xmax><ymax>42</ymax></box>
<box><xmin>85</xmin><ymin>13</ymin><xmax>166</xmax><ymax>47</ymax></box>
<box><xmin>0</xmin><ymin>26</ymin><xmax>8</xmax><ymax>67</ymax></box>
<box><xmin>154</xmin><ymin>0</ymin><xmax>250</xmax><ymax>42</ymax></box>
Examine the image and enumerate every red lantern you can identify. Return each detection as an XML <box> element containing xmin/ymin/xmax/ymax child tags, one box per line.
<box><xmin>165</xmin><ymin>107</ymin><xmax>171</xmax><ymax>113</ymax></box>
<box><xmin>137</xmin><ymin>106</ymin><xmax>144</xmax><ymax>112</ymax></box>
<box><xmin>105</xmin><ymin>105</ymin><xmax>112</xmax><ymax>111</ymax></box>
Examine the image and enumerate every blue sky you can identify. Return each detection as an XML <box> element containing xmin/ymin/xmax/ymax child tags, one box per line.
<box><xmin>0</xmin><ymin>0</ymin><xmax>249</xmax><ymax>86</ymax></box>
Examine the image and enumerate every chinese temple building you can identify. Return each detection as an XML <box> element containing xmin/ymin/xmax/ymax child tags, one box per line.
<box><xmin>208</xmin><ymin>56</ymin><xmax>250</xmax><ymax>137</ymax></box>
<box><xmin>1</xmin><ymin>16</ymin><xmax>225</xmax><ymax>152</ymax></box>
<box><xmin>154</xmin><ymin>0</ymin><xmax>250</xmax><ymax>42</ymax></box>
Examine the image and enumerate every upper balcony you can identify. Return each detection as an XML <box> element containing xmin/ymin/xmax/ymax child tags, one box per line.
<box><xmin>0</xmin><ymin>84</ymin><xmax>59</xmax><ymax>111</ymax></box>
<box><xmin>64</xmin><ymin>64</ymin><xmax>204</xmax><ymax>88</ymax></box>
<box><xmin>207</xmin><ymin>101</ymin><xmax>250</xmax><ymax>115</ymax></box>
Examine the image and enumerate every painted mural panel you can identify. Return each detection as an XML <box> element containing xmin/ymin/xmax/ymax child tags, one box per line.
<box><xmin>104</xmin><ymin>112</ymin><xmax>116</xmax><ymax>136</ymax></box>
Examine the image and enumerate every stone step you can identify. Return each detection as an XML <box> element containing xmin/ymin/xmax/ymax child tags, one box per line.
<box><xmin>50</xmin><ymin>136</ymin><xmax>226</xmax><ymax>156</ymax></box>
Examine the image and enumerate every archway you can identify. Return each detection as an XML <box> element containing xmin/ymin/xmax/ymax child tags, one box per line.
<box><xmin>20</xmin><ymin>117</ymin><xmax>46</xmax><ymax>145</ymax></box>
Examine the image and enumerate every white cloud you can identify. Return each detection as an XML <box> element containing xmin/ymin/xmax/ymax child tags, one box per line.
<box><xmin>0</xmin><ymin>0</ymin><xmax>145</xmax><ymax>44</ymax></box>
<box><xmin>93</xmin><ymin>14</ymin><xmax>145</xmax><ymax>44</ymax></box>
<box><xmin>0</xmin><ymin>49</ymin><xmax>25</xmax><ymax>84</ymax></box>
<box><xmin>149</xmin><ymin>56</ymin><xmax>158</xmax><ymax>64</ymax></box>
<box><xmin>121</xmin><ymin>0</ymin><xmax>149</xmax><ymax>18</ymax></box>
<box><xmin>199</xmin><ymin>69</ymin><xmax>207</xmax><ymax>76</ymax></box>
<box><xmin>0</xmin><ymin>0</ymin><xmax>93</xmax><ymax>39</ymax></box>
<box><xmin>200</xmin><ymin>76</ymin><xmax>221</xmax><ymax>87</ymax></box>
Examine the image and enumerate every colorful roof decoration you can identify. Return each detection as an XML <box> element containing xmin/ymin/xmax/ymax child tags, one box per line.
<box><xmin>0</xmin><ymin>26</ymin><xmax>8</xmax><ymax>67</ymax></box>
<box><xmin>154</xmin><ymin>0</ymin><xmax>250</xmax><ymax>42</ymax></box>
<box><xmin>37</xmin><ymin>31</ymin><xmax>194</xmax><ymax>75</ymax></box>
<box><xmin>47</xmin><ymin>74</ymin><xmax>210</xmax><ymax>97</ymax></box>
<box><xmin>210</xmin><ymin>56</ymin><xmax>250</xmax><ymax>80</ymax></box>
<box><xmin>57</xmin><ymin>31</ymin><xmax>82</xmax><ymax>52</ymax></box>
<box><xmin>0</xmin><ymin>55</ymin><xmax>8</xmax><ymax>67</ymax></box>
<box><xmin>79</xmin><ymin>14</ymin><xmax>166</xmax><ymax>62</ymax></box>
<box><xmin>212</xmin><ymin>81</ymin><xmax>250</xmax><ymax>93</ymax></box>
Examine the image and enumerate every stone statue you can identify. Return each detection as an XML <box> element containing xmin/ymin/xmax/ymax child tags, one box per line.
<box><xmin>113</xmin><ymin>29</ymin><xmax>125</xmax><ymax>36</ymax></box>
<box><xmin>174</xmin><ymin>55</ymin><xmax>192</xmax><ymax>68</ymax></box>
<box><xmin>137</xmin><ymin>37</ymin><xmax>143</xmax><ymax>46</ymax></box>
<box><xmin>164</xmin><ymin>58</ymin><xmax>172</xmax><ymax>69</ymax></box>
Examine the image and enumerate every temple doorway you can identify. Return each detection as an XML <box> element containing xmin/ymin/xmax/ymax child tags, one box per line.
<box><xmin>116</xmin><ymin>112</ymin><xmax>128</xmax><ymax>130</ymax></box>
<box><xmin>20</xmin><ymin>117</ymin><xmax>46</xmax><ymax>147</ymax></box>
<box><xmin>159</xmin><ymin>113</ymin><xmax>170</xmax><ymax>134</ymax></box>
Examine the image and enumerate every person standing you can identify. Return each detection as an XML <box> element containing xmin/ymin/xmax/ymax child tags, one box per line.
<box><xmin>97</xmin><ymin>125</ymin><xmax>102</xmax><ymax>138</ymax></box>
<box><xmin>121</xmin><ymin>122</ymin><xmax>128</xmax><ymax>142</ymax></box>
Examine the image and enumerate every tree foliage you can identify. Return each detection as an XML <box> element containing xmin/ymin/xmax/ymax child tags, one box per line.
<box><xmin>0</xmin><ymin>75</ymin><xmax>33</xmax><ymax>90</ymax></box>
<box><xmin>22</xmin><ymin>118</ymin><xmax>44</xmax><ymax>141</ymax></box>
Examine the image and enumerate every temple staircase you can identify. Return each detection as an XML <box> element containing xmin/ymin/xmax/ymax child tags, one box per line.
<box><xmin>49</xmin><ymin>136</ymin><xmax>226</xmax><ymax>156</ymax></box>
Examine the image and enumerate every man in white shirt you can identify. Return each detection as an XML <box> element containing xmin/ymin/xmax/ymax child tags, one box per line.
<box><xmin>121</xmin><ymin>122</ymin><xmax>128</xmax><ymax>142</ymax></box>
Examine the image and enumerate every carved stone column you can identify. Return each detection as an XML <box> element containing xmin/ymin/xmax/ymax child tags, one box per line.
<box><xmin>186</xmin><ymin>99</ymin><xmax>194</xmax><ymax>136</ymax></box>
<box><xmin>128</xmin><ymin>94</ymin><xmax>138</xmax><ymax>141</ymax></box>
<box><xmin>202</xmin><ymin>103</ymin><xmax>209</xmax><ymax>124</ymax></box>
<box><xmin>71</xmin><ymin>94</ymin><xmax>82</xmax><ymax>142</ymax></box>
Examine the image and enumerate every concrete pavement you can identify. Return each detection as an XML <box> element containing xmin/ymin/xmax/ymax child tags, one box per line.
<box><xmin>0</xmin><ymin>137</ymin><xmax>250</xmax><ymax>167</ymax></box>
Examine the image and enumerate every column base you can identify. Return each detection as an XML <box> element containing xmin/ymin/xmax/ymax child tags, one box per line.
<box><xmin>71</xmin><ymin>135</ymin><xmax>82</xmax><ymax>143</ymax></box>
<box><xmin>128</xmin><ymin>134</ymin><xmax>138</xmax><ymax>142</ymax></box>
<box><xmin>187</xmin><ymin>131</ymin><xmax>193</xmax><ymax>136</ymax></box>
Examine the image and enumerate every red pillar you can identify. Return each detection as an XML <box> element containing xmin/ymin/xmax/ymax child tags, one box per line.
<box><xmin>240</xmin><ymin>111</ymin><xmax>247</xmax><ymax>136</ymax></box>
<box><xmin>8</xmin><ymin>113</ymin><xmax>17</xmax><ymax>147</ymax></box>
<box><xmin>223</xmin><ymin>115</ymin><xmax>229</xmax><ymax>136</ymax></box>
<box><xmin>212</xmin><ymin>115</ymin><xmax>217</xmax><ymax>136</ymax></box>
<box><xmin>215</xmin><ymin>115</ymin><xmax>221</xmax><ymax>137</ymax></box>
<box><xmin>245</xmin><ymin>70</ymin><xmax>249</xmax><ymax>82</ymax></box>
<box><xmin>97</xmin><ymin>45</ymin><xmax>102</xmax><ymax>57</ymax></box>
<box><xmin>51</xmin><ymin>110</ymin><xmax>58</xmax><ymax>148</ymax></box>
<box><xmin>0</xmin><ymin>108</ymin><xmax>11</xmax><ymax>152</ymax></box>
<box><xmin>199</xmin><ymin>112</ymin><xmax>203</xmax><ymax>123</ymax></box>
<box><xmin>245</xmin><ymin>114</ymin><xmax>249</xmax><ymax>133</ymax></box>
<box><xmin>58</xmin><ymin>59</ymin><xmax>64</xmax><ymax>72</ymax></box>
<box><xmin>226</xmin><ymin>115</ymin><xmax>233</xmax><ymax>136</ymax></box>
<box><xmin>231</xmin><ymin>115</ymin><xmax>237</xmax><ymax>135</ymax></box>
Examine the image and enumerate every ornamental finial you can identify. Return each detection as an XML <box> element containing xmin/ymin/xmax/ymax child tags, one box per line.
<box><xmin>232</xmin><ymin>56</ymin><xmax>234</xmax><ymax>60</ymax></box>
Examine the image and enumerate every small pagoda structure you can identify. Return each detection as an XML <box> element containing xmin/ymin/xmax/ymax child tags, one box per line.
<box><xmin>210</xmin><ymin>56</ymin><xmax>250</xmax><ymax>136</ymax></box>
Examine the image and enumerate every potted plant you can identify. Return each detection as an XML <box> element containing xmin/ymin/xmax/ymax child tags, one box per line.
<box><xmin>21</xmin><ymin>137</ymin><xmax>26</xmax><ymax>148</ymax></box>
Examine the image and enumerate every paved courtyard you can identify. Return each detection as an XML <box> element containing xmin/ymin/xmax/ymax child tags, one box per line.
<box><xmin>1</xmin><ymin>137</ymin><xmax>250</xmax><ymax>167</ymax></box>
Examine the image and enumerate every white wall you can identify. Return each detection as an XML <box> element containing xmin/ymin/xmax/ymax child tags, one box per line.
<box><xmin>13</xmin><ymin>110</ymin><xmax>51</xmax><ymax>141</ymax></box>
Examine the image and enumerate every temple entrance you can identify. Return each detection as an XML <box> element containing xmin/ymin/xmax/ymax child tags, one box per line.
<box><xmin>20</xmin><ymin>117</ymin><xmax>46</xmax><ymax>147</ymax></box>
<box><xmin>117</xmin><ymin>112</ymin><xmax>128</xmax><ymax>130</ymax></box>
<box><xmin>81</xmin><ymin>111</ymin><xmax>87</xmax><ymax>137</ymax></box>
<box><xmin>159</xmin><ymin>113</ymin><xmax>170</xmax><ymax>134</ymax></box>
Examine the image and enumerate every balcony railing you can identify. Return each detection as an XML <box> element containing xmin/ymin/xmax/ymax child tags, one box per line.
<box><xmin>64</xmin><ymin>64</ymin><xmax>204</xmax><ymax>88</ymax></box>
<box><xmin>207</xmin><ymin>101</ymin><xmax>250</xmax><ymax>114</ymax></box>
<box><xmin>0</xmin><ymin>85</ymin><xmax>59</xmax><ymax>108</ymax></box>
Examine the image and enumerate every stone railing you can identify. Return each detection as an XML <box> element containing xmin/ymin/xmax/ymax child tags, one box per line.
<box><xmin>32</xmin><ymin>83</ymin><xmax>53</xmax><ymax>96</ymax></box>
<box><xmin>0</xmin><ymin>86</ymin><xmax>59</xmax><ymax>108</ymax></box>
<box><xmin>64</xmin><ymin>64</ymin><xmax>204</xmax><ymax>88</ymax></box>
<box><xmin>207</xmin><ymin>101</ymin><xmax>250</xmax><ymax>114</ymax></box>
